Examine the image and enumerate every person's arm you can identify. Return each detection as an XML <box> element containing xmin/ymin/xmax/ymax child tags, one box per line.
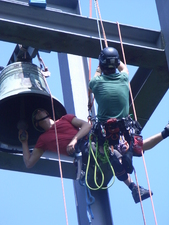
<box><xmin>67</xmin><ymin>118</ymin><xmax>92</xmax><ymax>155</ymax></box>
<box><xmin>143</xmin><ymin>124</ymin><xmax>169</xmax><ymax>151</ymax></box>
<box><xmin>117</xmin><ymin>61</ymin><xmax>129</xmax><ymax>75</ymax></box>
<box><xmin>18</xmin><ymin>130</ymin><xmax>44</xmax><ymax>168</ymax></box>
<box><xmin>143</xmin><ymin>133</ymin><xmax>163</xmax><ymax>151</ymax></box>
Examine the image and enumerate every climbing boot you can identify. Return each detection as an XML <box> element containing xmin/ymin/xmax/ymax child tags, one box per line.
<box><xmin>132</xmin><ymin>185</ymin><xmax>153</xmax><ymax>204</ymax></box>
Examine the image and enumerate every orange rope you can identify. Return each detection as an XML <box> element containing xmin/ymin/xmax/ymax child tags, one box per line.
<box><xmin>116</xmin><ymin>22</ymin><xmax>137</xmax><ymax>121</ymax></box>
<box><xmin>116</xmin><ymin>22</ymin><xmax>158</xmax><ymax>225</ymax></box>
<box><xmin>134</xmin><ymin>168</ymin><xmax>147</xmax><ymax>225</ymax></box>
<box><xmin>42</xmin><ymin>71</ymin><xmax>69</xmax><ymax>225</ymax></box>
<box><xmin>88</xmin><ymin>0</ymin><xmax>93</xmax><ymax>124</ymax></box>
<box><xmin>95</xmin><ymin>0</ymin><xmax>108</xmax><ymax>48</ymax></box>
<box><xmin>141</xmin><ymin>151</ymin><xmax>158</xmax><ymax>225</ymax></box>
<box><xmin>89</xmin><ymin>0</ymin><xmax>92</xmax><ymax>81</ymax></box>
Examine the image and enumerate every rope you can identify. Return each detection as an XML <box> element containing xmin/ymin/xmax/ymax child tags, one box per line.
<box><xmin>85</xmin><ymin>134</ymin><xmax>115</xmax><ymax>190</ymax></box>
<box><xmin>141</xmin><ymin>151</ymin><xmax>158</xmax><ymax>225</ymax></box>
<box><xmin>88</xmin><ymin>0</ymin><xmax>93</xmax><ymax>124</ymax></box>
<box><xmin>89</xmin><ymin>0</ymin><xmax>92</xmax><ymax>82</ymax></box>
<box><xmin>94</xmin><ymin>0</ymin><xmax>108</xmax><ymax>48</ymax></box>
<box><xmin>133</xmin><ymin>167</ymin><xmax>147</xmax><ymax>225</ymax></box>
<box><xmin>38</xmin><ymin>53</ymin><xmax>69</xmax><ymax>225</ymax></box>
<box><xmin>85</xmin><ymin>134</ymin><xmax>105</xmax><ymax>190</ymax></box>
<box><xmin>116</xmin><ymin>22</ymin><xmax>158</xmax><ymax>225</ymax></box>
<box><xmin>116</xmin><ymin>22</ymin><xmax>137</xmax><ymax>122</ymax></box>
<box><xmin>93</xmin><ymin>0</ymin><xmax>103</xmax><ymax>50</ymax></box>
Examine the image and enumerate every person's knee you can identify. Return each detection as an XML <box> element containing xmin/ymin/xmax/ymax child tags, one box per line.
<box><xmin>110</xmin><ymin>153</ymin><xmax>128</xmax><ymax>181</ymax></box>
<box><xmin>116</xmin><ymin>170</ymin><xmax>128</xmax><ymax>181</ymax></box>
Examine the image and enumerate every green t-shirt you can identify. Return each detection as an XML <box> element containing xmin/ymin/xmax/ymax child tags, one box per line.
<box><xmin>89</xmin><ymin>72</ymin><xmax>129</xmax><ymax>122</ymax></box>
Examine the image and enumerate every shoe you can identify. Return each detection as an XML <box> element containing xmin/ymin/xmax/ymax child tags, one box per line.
<box><xmin>122</xmin><ymin>148</ymin><xmax>133</xmax><ymax>174</ymax></box>
<box><xmin>132</xmin><ymin>185</ymin><xmax>153</xmax><ymax>204</ymax></box>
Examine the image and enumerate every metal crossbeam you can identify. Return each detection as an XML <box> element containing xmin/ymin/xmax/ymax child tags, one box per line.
<box><xmin>0</xmin><ymin>0</ymin><xmax>165</xmax><ymax>67</ymax></box>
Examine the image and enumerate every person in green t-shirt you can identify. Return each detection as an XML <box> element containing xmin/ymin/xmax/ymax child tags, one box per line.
<box><xmin>88</xmin><ymin>47</ymin><xmax>150</xmax><ymax>203</ymax></box>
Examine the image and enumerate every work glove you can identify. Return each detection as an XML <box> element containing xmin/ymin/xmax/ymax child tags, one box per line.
<box><xmin>161</xmin><ymin>123</ymin><xmax>169</xmax><ymax>139</ymax></box>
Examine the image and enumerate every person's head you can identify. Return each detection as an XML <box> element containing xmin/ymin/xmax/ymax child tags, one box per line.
<box><xmin>32</xmin><ymin>108</ymin><xmax>50</xmax><ymax>132</ymax></box>
<box><xmin>99</xmin><ymin>47</ymin><xmax>120</xmax><ymax>75</ymax></box>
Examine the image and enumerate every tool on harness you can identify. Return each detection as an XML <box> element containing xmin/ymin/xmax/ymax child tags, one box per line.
<box><xmin>116</xmin><ymin>135</ymin><xmax>129</xmax><ymax>155</ymax></box>
<box><xmin>94</xmin><ymin>115</ymin><xmax>143</xmax><ymax>156</ymax></box>
<box><xmin>90</xmin><ymin>115</ymin><xmax>144</xmax><ymax>174</ymax></box>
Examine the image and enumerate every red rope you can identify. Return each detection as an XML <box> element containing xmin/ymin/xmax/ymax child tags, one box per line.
<box><xmin>42</xmin><ymin>71</ymin><xmax>69</xmax><ymax>225</ymax></box>
<box><xmin>141</xmin><ymin>151</ymin><xmax>158</xmax><ymax>225</ymax></box>
<box><xmin>89</xmin><ymin>0</ymin><xmax>92</xmax><ymax>82</ymax></box>
<box><xmin>134</xmin><ymin>168</ymin><xmax>147</xmax><ymax>225</ymax></box>
<box><xmin>88</xmin><ymin>0</ymin><xmax>93</xmax><ymax>124</ymax></box>
<box><xmin>116</xmin><ymin>22</ymin><xmax>137</xmax><ymax>121</ymax></box>
<box><xmin>116</xmin><ymin>22</ymin><xmax>158</xmax><ymax>225</ymax></box>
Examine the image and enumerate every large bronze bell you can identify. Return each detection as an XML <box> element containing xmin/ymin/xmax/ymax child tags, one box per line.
<box><xmin>0</xmin><ymin>62</ymin><xmax>67</xmax><ymax>148</ymax></box>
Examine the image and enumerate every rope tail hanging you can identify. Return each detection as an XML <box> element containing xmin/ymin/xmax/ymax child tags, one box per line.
<box><xmin>37</xmin><ymin>52</ymin><xmax>69</xmax><ymax>225</ymax></box>
<box><xmin>116</xmin><ymin>22</ymin><xmax>158</xmax><ymax>225</ymax></box>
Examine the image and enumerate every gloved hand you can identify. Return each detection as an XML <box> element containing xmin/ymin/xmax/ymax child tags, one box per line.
<box><xmin>161</xmin><ymin>123</ymin><xmax>169</xmax><ymax>139</ymax></box>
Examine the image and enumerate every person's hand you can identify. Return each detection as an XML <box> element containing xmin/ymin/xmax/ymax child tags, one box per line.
<box><xmin>18</xmin><ymin>129</ymin><xmax>28</xmax><ymax>143</ymax></box>
<box><xmin>67</xmin><ymin>139</ymin><xmax>77</xmax><ymax>155</ymax></box>
<box><xmin>94</xmin><ymin>66</ymin><xmax>102</xmax><ymax>77</ymax></box>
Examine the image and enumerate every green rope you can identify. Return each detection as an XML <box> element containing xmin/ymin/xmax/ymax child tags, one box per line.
<box><xmin>85</xmin><ymin>133</ymin><xmax>105</xmax><ymax>190</ymax></box>
<box><xmin>85</xmin><ymin>133</ymin><xmax>116</xmax><ymax>190</ymax></box>
<box><xmin>101</xmin><ymin>140</ymin><xmax>116</xmax><ymax>189</ymax></box>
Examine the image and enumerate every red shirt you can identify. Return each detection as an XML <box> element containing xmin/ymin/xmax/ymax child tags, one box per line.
<box><xmin>35</xmin><ymin>114</ymin><xmax>79</xmax><ymax>155</ymax></box>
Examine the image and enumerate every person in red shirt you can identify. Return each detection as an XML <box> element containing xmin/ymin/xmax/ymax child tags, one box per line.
<box><xmin>18</xmin><ymin>108</ymin><xmax>92</xmax><ymax>168</ymax></box>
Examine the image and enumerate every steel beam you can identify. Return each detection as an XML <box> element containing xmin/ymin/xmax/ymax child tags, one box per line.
<box><xmin>0</xmin><ymin>0</ymin><xmax>166</xmax><ymax>68</ymax></box>
<box><xmin>155</xmin><ymin>0</ymin><xmax>169</xmax><ymax>70</ymax></box>
<box><xmin>0</xmin><ymin>150</ymin><xmax>76</xmax><ymax>179</ymax></box>
<box><xmin>130</xmin><ymin>68</ymin><xmax>169</xmax><ymax>126</ymax></box>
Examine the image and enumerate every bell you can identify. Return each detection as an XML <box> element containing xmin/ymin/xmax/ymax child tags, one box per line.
<box><xmin>0</xmin><ymin>62</ymin><xmax>67</xmax><ymax>148</ymax></box>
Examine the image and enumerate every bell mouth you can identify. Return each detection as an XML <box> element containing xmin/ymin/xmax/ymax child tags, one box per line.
<box><xmin>0</xmin><ymin>62</ymin><xmax>66</xmax><ymax>148</ymax></box>
<box><xmin>0</xmin><ymin>93</ymin><xmax>66</xmax><ymax>148</ymax></box>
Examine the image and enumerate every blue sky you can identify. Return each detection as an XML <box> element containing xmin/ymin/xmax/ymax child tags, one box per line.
<box><xmin>0</xmin><ymin>0</ymin><xmax>169</xmax><ymax>225</ymax></box>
